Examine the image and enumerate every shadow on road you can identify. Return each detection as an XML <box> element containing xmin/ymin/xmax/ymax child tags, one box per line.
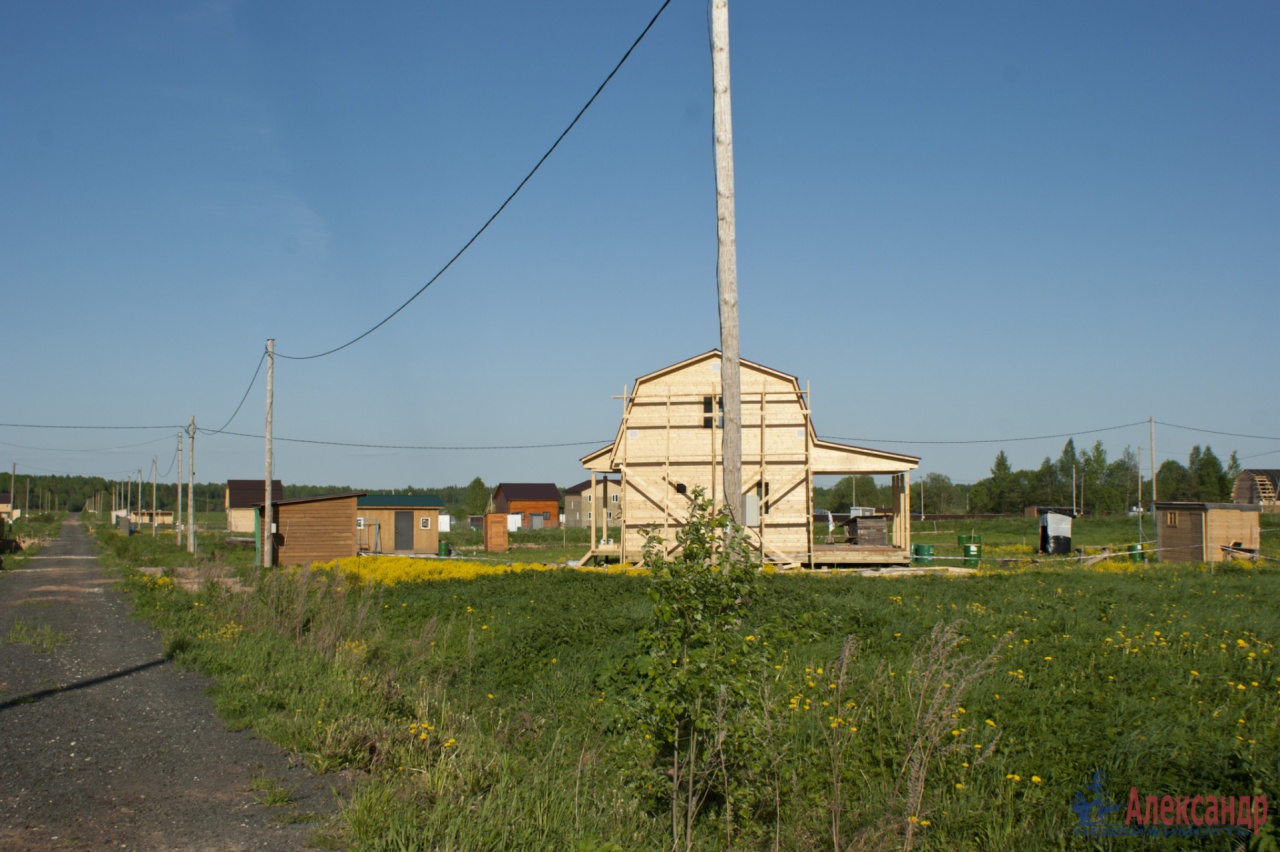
<box><xmin>0</xmin><ymin>657</ymin><xmax>167</xmax><ymax>712</ymax></box>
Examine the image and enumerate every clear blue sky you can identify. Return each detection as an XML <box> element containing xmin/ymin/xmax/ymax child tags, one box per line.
<box><xmin>2</xmin><ymin>0</ymin><xmax>1277</xmax><ymax>492</ymax></box>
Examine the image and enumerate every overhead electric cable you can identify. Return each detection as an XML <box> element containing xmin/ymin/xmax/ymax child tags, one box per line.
<box><xmin>198</xmin><ymin>428</ymin><xmax>609</xmax><ymax>451</ymax></box>
<box><xmin>205</xmin><ymin>347</ymin><xmax>268</xmax><ymax>434</ymax></box>
<box><xmin>159</xmin><ymin>443</ymin><xmax>179</xmax><ymax>478</ymax></box>
<box><xmin>277</xmin><ymin>0</ymin><xmax>676</xmax><ymax>361</ymax></box>
<box><xmin>0</xmin><ymin>436</ymin><xmax>178</xmax><ymax>453</ymax></box>
<box><xmin>0</xmin><ymin>423</ymin><xmax>180</xmax><ymax>431</ymax></box>
<box><xmin>1154</xmin><ymin>421</ymin><xmax>1280</xmax><ymax>442</ymax></box>
<box><xmin>821</xmin><ymin>420</ymin><xmax>1148</xmax><ymax>446</ymax></box>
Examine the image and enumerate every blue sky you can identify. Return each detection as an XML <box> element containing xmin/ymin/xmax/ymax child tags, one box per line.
<box><xmin>2</xmin><ymin>0</ymin><xmax>1277</xmax><ymax>492</ymax></box>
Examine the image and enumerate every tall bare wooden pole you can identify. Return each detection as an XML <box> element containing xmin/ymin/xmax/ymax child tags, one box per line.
<box><xmin>712</xmin><ymin>0</ymin><xmax>743</xmax><ymax>522</ymax></box>
<box><xmin>151</xmin><ymin>456</ymin><xmax>157</xmax><ymax>536</ymax></box>
<box><xmin>176</xmin><ymin>431</ymin><xmax>184</xmax><ymax>547</ymax></box>
<box><xmin>187</xmin><ymin>417</ymin><xmax>196</xmax><ymax>555</ymax></box>
<box><xmin>1149</xmin><ymin>417</ymin><xmax>1157</xmax><ymax>508</ymax></box>
<box><xmin>264</xmin><ymin>339</ymin><xmax>275</xmax><ymax>569</ymax></box>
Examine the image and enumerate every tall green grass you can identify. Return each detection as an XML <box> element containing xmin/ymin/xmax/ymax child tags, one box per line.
<box><xmin>106</xmin><ymin>524</ymin><xmax>1278</xmax><ymax>849</ymax></box>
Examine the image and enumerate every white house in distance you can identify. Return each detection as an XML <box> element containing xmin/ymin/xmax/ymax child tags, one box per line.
<box><xmin>579</xmin><ymin>351</ymin><xmax>920</xmax><ymax>568</ymax></box>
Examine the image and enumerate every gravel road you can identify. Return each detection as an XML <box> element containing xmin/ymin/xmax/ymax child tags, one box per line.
<box><xmin>0</xmin><ymin>518</ymin><xmax>343</xmax><ymax>851</ymax></box>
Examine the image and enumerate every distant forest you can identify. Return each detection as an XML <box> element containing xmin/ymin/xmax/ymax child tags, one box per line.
<box><xmin>4</xmin><ymin>443</ymin><xmax>1241</xmax><ymax>520</ymax></box>
<box><xmin>814</xmin><ymin>440</ymin><xmax>1241</xmax><ymax>516</ymax></box>
<box><xmin>0</xmin><ymin>475</ymin><xmax>494</xmax><ymax>520</ymax></box>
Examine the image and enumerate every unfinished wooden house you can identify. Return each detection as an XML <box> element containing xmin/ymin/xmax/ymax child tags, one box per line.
<box><xmin>579</xmin><ymin>351</ymin><xmax>920</xmax><ymax>568</ymax></box>
<box><xmin>1154</xmin><ymin>501</ymin><xmax>1260</xmax><ymax>562</ymax></box>
<box><xmin>1233</xmin><ymin>470</ymin><xmax>1280</xmax><ymax>513</ymax></box>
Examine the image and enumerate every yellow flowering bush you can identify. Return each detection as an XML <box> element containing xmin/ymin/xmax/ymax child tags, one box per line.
<box><xmin>312</xmin><ymin>555</ymin><xmax>646</xmax><ymax>586</ymax></box>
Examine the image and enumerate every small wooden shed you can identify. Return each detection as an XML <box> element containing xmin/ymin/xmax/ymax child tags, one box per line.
<box><xmin>259</xmin><ymin>492</ymin><xmax>364</xmax><ymax>568</ymax></box>
<box><xmin>1154</xmin><ymin>501</ymin><xmax>1260</xmax><ymax>563</ymax></box>
<box><xmin>356</xmin><ymin>494</ymin><xmax>443</xmax><ymax>555</ymax></box>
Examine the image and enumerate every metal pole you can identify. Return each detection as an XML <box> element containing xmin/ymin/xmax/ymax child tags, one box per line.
<box><xmin>264</xmin><ymin>339</ymin><xmax>275</xmax><ymax>568</ymax></box>
<box><xmin>711</xmin><ymin>0</ymin><xmax>742</xmax><ymax>523</ymax></box>
<box><xmin>151</xmin><ymin>456</ymin><xmax>157</xmax><ymax>536</ymax></box>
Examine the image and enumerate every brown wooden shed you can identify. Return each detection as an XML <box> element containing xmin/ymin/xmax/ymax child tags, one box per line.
<box><xmin>356</xmin><ymin>494</ymin><xmax>443</xmax><ymax>555</ymax></box>
<box><xmin>1154</xmin><ymin>501</ymin><xmax>1260</xmax><ymax>563</ymax></box>
<box><xmin>259</xmin><ymin>492</ymin><xmax>364</xmax><ymax>568</ymax></box>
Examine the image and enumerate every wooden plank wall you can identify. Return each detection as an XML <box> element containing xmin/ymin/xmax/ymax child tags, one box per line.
<box><xmin>508</xmin><ymin>500</ymin><xmax>559</xmax><ymax>528</ymax></box>
<box><xmin>1156</xmin><ymin>508</ymin><xmax>1203</xmax><ymax>562</ymax></box>
<box><xmin>270</xmin><ymin>497</ymin><xmax>358</xmax><ymax>567</ymax></box>
<box><xmin>1205</xmin><ymin>508</ymin><xmax>1260</xmax><ymax>561</ymax></box>
<box><xmin>616</xmin><ymin>364</ymin><xmax>811</xmax><ymax>559</ymax></box>
<box><xmin>357</xmin><ymin>507</ymin><xmax>440</xmax><ymax>554</ymax></box>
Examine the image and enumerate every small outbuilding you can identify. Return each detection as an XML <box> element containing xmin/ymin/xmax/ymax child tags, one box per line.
<box><xmin>1232</xmin><ymin>470</ymin><xmax>1279</xmax><ymax>513</ymax></box>
<box><xmin>492</xmin><ymin>483</ymin><xmax>561</xmax><ymax>529</ymax></box>
<box><xmin>356</xmin><ymin>494</ymin><xmax>443</xmax><ymax>555</ymax></box>
<box><xmin>1154</xmin><ymin>501</ymin><xmax>1260</xmax><ymax>563</ymax></box>
<box><xmin>259</xmin><ymin>492</ymin><xmax>364</xmax><ymax>567</ymax></box>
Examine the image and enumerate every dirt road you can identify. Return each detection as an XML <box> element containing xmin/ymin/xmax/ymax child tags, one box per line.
<box><xmin>0</xmin><ymin>519</ymin><xmax>340</xmax><ymax>851</ymax></box>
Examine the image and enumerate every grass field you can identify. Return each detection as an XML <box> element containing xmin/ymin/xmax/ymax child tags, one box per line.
<box><xmin>94</xmin><ymin>513</ymin><xmax>1279</xmax><ymax>849</ymax></box>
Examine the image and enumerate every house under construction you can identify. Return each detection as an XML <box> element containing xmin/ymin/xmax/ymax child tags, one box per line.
<box><xmin>579</xmin><ymin>351</ymin><xmax>920</xmax><ymax>568</ymax></box>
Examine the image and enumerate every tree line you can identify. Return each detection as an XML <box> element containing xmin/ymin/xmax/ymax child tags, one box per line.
<box><xmin>813</xmin><ymin>439</ymin><xmax>1241</xmax><ymax>517</ymax></box>
<box><xmin>0</xmin><ymin>473</ymin><xmax>499</xmax><ymax>521</ymax></box>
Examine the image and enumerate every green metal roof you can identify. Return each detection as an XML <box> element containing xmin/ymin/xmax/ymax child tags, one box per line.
<box><xmin>357</xmin><ymin>494</ymin><xmax>444</xmax><ymax>509</ymax></box>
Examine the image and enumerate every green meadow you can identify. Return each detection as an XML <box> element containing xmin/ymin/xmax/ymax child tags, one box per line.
<box><xmin>94</xmin><ymin>513</ymin><xmax>1279</xmax><ymax>850</ymax></box>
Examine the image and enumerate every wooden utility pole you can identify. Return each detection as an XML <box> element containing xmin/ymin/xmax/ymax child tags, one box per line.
<box><xmin>176</xmin><ymin>431</ymin><xmax>184</xmax><ymax>547</ymax></box>
<box><xmin>8</xmin><ymin>463</ymin><xmax>13</xmax><ymax>521</ymax></box>
<box><xmin>1149</xmin><ymin>417</ymin><xmax>1157</xmax><ymax>508</ymax></box>
<box><xmin>151</xmin><ymin>456</ymin><xmax>157</xmax><ymax>536</ymax></box>
<box><xmin>187</xmin><ymin>417</ymin><xmax>196</xmax><ymax>555</ymax></box>
<box><xmin>711</xmin><ymin>0</ymin><xmax>743</xmax><ymax>523</ymax></box>
<box><xmin>137</xmin><ymin>469</ymin><xmax>143</xmax><ymax>526</ymax></box>
<box><xmin>264</xmin><ymin>339</ymin><xmax>275</xmax><ymax>568</ymax></box>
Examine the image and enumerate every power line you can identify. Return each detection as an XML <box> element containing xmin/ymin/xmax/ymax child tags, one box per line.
<box><xmin>821</xmin><ymin>420</ymin><xmax>1148</xmax><ymax>446</ymax></box>
<box><xmin>0</xmin><ymin>423</ymin><xmax>180</xmax><ymax>431</ymax></box>
<box><xmin>0</xmin><ymin>436</ymin><xmax>177</xmax><ymax>453</ymax></box>
<box><xmin>1154</xmin><ymin>421</ymin><xmax>1280</xmax><ymax>442</ymax></box>
<box><xmin>205</xmin><ymin>347</ymin><xmax>268</xmax><ymax>435</ymax></box>
<box><xmin>198</xmin><ymin>428</ymin><xmax>609</xmax><ymax>451</ymax></box>
<box><xmin>276</xmin><ymin>0</ymin><xmax>676</xmax><ymax>361</ymax></box>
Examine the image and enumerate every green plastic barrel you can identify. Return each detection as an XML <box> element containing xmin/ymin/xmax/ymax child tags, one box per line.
<box><xmin>958</xmin><ymin>534</ymin><xmax>983</xmax><ymax>547</ymax></box>
<box><xmin>438</xmin><ymin>541</ymin><xmax>452</xmax><ymax>557</ymax></box>
<box><xmin>1127</xmin><ymin>544</ymin><xmax>1144</xmax><ymax>563</ymax></box>
<box><xmin>912</xmin><ymin>544</ymin><xmax>935</xmax><ymax>565</ymax></box>
<box><xmin>962</xmin><ymin>543</ymin><xmax>982</xmax><ymax>568</ymax></box>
